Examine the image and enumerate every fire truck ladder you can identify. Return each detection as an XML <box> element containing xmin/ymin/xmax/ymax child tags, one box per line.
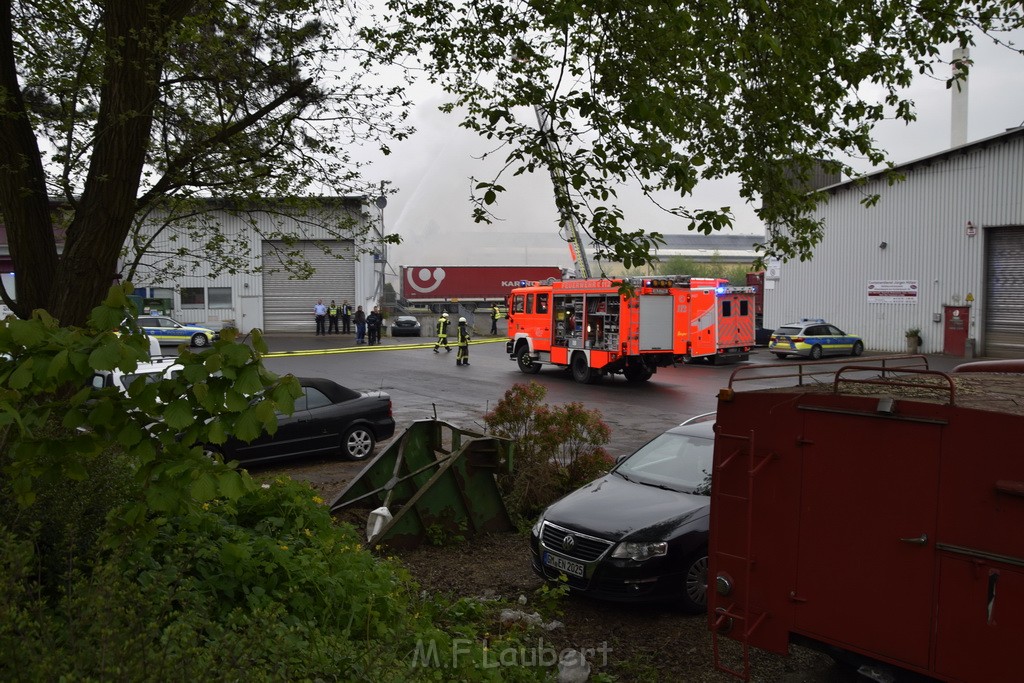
<box><xmin>533</xmin><ymin>104</ymin><xmax>592</xmax><ymax>279</ymax></box>
<box><xmin>710</xmin><ymin>427</ymin><xmax>772</xmax><ymax>681</ymax></box>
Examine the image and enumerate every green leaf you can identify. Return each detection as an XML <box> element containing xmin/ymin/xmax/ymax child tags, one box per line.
<box><xmin>163</xmin><ymin>399</ymin><xmax>195</xmax><ymax>430</ymax></box>
<box><xmin>87</xmin><ymin>339</ymin><xmax>124</xmax><ymax>371</ymax></box>
<box><xmin>8</xmin><ymin>358</ymin><xmax>34</xmax><ymax>389</ymax></box>
<box><xmin>233</xmin><ymin>408</ymin><xmax>263</xmax><ymax>442</ymax></box>
<box><xmin>190</xmin><ymin>473</ymin><xmax>218</xmax><ymax>501</ymax></box>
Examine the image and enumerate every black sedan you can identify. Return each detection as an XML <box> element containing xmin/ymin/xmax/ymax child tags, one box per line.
<box><xmin>530</xmin><ymin>414</ymin><xmax>714</xmax><ymax>612</ymax></box>
<box><xmin>390</xmin><ymin>315</ymin><xmax>422</xmax><ymax>337</ymax></box>
<box><xmin>217</xmin><ymin>377</ymin><xmax>395</xmax><ymax>464</ymax></box>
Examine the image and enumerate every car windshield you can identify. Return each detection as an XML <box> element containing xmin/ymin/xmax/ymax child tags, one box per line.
<box><xmin>773</xmin><ymin>326</ymin><xmax>802</xmax><ymax>336</ymax></box>
<box><xmin>117</xmin><ymin>370</ymin><xmax>169</xmax><ymax>390</ymax></box>
<box><xmin>613</xmin><ymin>432</ymin><xmax>714</xmax><ymax>494</ymax></box>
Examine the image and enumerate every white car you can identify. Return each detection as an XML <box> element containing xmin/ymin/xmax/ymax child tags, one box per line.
<box><xmin>90</xmin><ymin>357</ymin><xmax>183</xmax><ymax>394</ymax></box>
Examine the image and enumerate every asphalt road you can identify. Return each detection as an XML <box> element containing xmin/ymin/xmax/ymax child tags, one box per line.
<box><xmin>254</xmin><ymin>332</ymin><xmax>970</xmax><ymax>457</ymax></box>
<box><xmin>258</xmin><ymin>333</ymin><xmax>743</xmax><ymax>456</ymax></box>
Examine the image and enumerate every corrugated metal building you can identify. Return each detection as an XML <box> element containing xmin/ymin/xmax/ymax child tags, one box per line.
<box><xmin>129</xmin><ymin>197</ymin><xmax>381</xmax><ymax>334</ymax></box>
<box><xmin>764</xmin><ymin>127</ymin><xmax>1024</xmax><ymax>358</ymax></box>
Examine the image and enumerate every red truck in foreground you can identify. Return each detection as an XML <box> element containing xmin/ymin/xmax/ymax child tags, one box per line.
<box><xmin>709</xmin><ymin>356</ymin><xmax>1024</xmax><ymax>682</ymax></box>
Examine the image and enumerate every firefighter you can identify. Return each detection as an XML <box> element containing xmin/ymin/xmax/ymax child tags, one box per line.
<box><xmin>490</xmin><ymin>303</ymin><xmax>500</xmax><ymax>335</ymax></box>
<box><xmin>456</xmin><ymin>317</ymin><xmax>471</xmax><ymax>366</ymax></box>
<box><xmin>433</xmin><ymin>312</ymin><xmax>451</xmax><ymax>352</ymax></box>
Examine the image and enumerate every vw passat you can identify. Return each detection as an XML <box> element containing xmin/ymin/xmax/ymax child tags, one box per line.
<box><xmin>529</xmin><ymin>414</ymin><xmax>715</xmax><ymax>613</ymax></box>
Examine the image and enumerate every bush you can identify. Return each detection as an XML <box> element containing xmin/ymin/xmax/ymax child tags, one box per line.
<box><xmin>0</xmin><ymin>478</ymin><xmax>553</xmax><ymax>681</ymax></box>
<box><xmin>484</xmin><ymin>382</ymin><xmax>613</xmax><ymax>521</ymax></box>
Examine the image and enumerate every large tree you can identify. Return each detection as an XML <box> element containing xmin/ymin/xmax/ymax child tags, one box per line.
<box><xmin>0</xmin><ymin>0</ymin><xmax>409</xmax><ymax>325</ymax></box>
<box><xmin>365</xmin><ymin>0</ymin><xmax>1023</xmax><ymax>270</ymax></box>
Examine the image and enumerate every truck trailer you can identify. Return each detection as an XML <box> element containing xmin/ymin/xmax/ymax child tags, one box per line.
<box><xmin>708</xmin><ymin>356</ymin><xmax>1024</xmax><ymax>682</ymax></box>
<box><xmin>400</xmin><ymin>265</ymin><xmax>564</xmax><ymax>312</ymax></box>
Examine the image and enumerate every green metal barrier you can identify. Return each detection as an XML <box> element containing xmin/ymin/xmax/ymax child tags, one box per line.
<box><xmin>328</xmin><ymin>419</ymin><xmax>515</xmax><ymax>549</ymax></box>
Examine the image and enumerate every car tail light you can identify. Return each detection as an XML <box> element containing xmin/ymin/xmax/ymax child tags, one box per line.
<box><xmin>792</xmin><ymin>336</ymin><xmax>804</xmax><ymax>343</ymax></box>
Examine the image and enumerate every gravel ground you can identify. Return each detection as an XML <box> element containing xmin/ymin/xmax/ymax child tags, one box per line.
<box><xmin>260</xmin><ymin>457</ymin><xmax>864</xmax><ymax>683</ymax></box>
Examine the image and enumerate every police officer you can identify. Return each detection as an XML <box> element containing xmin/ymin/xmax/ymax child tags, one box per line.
<box><xmin>341</xmin><ymin>300</ymin><xmax>353</xmax><ymax>334</ymax></box>
<box><xmin>327</xmin><ymin>300</ymin><xmax>339</xmax><ymax>334</ymax></box>
<box><xmin>456</xmin><ymin>317</ymin><xmax>471</xmax><ymax>366</ymax></box>
<box><xmin>433</xmin><ymin>312</ymin><xmax>451</xmax><ymax>353</ymax></box>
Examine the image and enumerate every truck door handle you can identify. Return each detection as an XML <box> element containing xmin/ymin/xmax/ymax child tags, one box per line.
<box><xmin>900</xmin><ymin>533</ymin><xmax>928</xmax><ymax>545</ymax></box>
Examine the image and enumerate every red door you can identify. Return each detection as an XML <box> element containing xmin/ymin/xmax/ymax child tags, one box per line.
<box><xmin>943</xmin><ymin>306</ymin><xmax>970</xmax><ymax>356</ymax></box>
<box><xmin>793</xmin><ymin>412</ymin><xmax>941</xmax><ymax>670</ymax></box>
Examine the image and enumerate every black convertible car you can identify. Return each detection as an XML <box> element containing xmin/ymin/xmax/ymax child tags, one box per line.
<box><xmin>218</xmin><ymin>377</ymin><xmax>395</xmax><ymax>464</ymax></box>
<box><xmin>530</xmin><ymin>414</ymin><xmax>714</xmax><ymax>612</ymax></box>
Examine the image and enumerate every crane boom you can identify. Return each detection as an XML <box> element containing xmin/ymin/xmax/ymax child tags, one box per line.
<box><xmin>534</xmin><ymin>105</ymin><xmax>592</xmax><ymax>278</ymax></box>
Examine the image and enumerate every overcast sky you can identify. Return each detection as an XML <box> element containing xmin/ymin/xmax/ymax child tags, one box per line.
<box><xmin>370</xmin><ymin>33</ymin><xmax>1024</xmax><ymax>273</ymax></box>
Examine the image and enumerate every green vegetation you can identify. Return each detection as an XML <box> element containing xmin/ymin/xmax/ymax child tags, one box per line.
<box><xmin>484</xmin><ymin>382</ymin><xmax>614</xmax><ymax>522</ymax></box>
<box><xmin>0</xmin><ymin>286</ymin><xmax>560</xmax><ymax>681</ymax></box>
<box><xmin>653</xmin><ymin>255</ymin><xmax>755</xmax><ymax>286</ymax></box>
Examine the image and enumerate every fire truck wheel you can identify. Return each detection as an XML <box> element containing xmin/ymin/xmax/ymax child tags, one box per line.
<box><xmin>624</xmin><ymin>365</ymin><xmax>652</xmax><ymax>383</ymax></box>
<box><xmin>516</xmin><ymin>346</ymin><xmax>541</xmax><ymax>374</ymax></box>
<box><xmin>679</xmin><ymin>548</ymin><xmax>709</xmax><ymax>615</ymax></box>
<box><xmin>809</xmin><ymin>344</ymin><xmax>823</xmax><ymax>360</ymax></box>
<box><xmin>571</xmin><ymin>354</ymin><xmax>595</xmax><ymax>384</ymax></box>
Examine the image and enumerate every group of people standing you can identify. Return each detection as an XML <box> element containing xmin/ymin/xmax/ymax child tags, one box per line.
<box><xmin>314</xmin><ymin>298</ymin><xmax>354</xmax><ymax>336</ymax></box>
<box><xmin>314</xmin><ymin>299</ymin><xmax>472</xmax><ymax>362</ymax></box>
<box><xmin>313</xmin><ymin>299</ymin><xmax>383</xmax><ymax>344</ymax></box>
<box><xmin>433</xmin><ymin>312</ymin><xmax>472</xmax><ymax>366</ymax></box>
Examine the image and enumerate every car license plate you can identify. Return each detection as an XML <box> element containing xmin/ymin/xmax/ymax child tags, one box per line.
<box><xmin>543</xmin><ymin>551</ymin><xmax>584</xmax><ymax>578</ymax></box>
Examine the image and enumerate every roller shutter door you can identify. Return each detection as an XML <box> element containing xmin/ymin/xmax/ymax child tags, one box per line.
<box><xmin>262</xmin><ymin>240</ymin><xmax>356</xmax><ymax>333</ymax></box>
<box><xmin>984</xmin><ymin>226</ymin><xmax>1024</xmax><ymax>358</ymax></box>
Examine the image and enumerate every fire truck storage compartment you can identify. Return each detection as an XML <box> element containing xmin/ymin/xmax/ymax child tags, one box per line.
<box><xmin>638</xmin><ymin>296</ymin><xmax>673</xmax><ymax>350</ymax></box>
<box><xmin>709</xmin><ymin>359</ymin><xmax>1024</xmax><ymax>683</ymax></box>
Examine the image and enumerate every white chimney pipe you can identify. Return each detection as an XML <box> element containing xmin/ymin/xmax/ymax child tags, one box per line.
<box><xmin>951</xmin><ymin>47</ymin><xmax>970</xmax><ymax>147</ymax></box>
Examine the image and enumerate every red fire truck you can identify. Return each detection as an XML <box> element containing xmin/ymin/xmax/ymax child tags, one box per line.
<box><xmin>505</xmin><ymin>276</ymin><xmax>756</xmax><ymax>383</ymax></box>
<box><xmin>708</xmin><ymin>356</ymin><xmax>1024</xmax><ymax>682</ymax></box>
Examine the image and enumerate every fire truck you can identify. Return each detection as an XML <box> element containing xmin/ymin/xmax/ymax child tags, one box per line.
<box><xmin>505</xmin><ymin>275</ymin><xmax>756</xmax><ymax>384</ymax></box>
<box><xmin>708</xmin><ymin>356</ymin><xmax>1024</xmax><ymax>682</ymax></box>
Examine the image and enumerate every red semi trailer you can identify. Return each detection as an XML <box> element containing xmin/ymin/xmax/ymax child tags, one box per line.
<box><xmin>708</xmin><ymin>356</ymin><xmax>1024</xmax><ymax>682</ymax></box>
<box><xmin>400</xmin><ymin>265</ymin><xmax>564</xmax><ymax>312</ymax></box>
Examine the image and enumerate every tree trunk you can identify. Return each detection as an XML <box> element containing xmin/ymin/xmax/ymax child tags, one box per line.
<box><xmin>0</xmin><ymin>1</ymin><xmax>58</xmax><ymax>317</ymax></box>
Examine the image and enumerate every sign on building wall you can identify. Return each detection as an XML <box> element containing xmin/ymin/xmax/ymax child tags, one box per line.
<box><xmin>867</xmin><ymin>280</ymin><xmax>919</xmax><ymax>304</ymax></box>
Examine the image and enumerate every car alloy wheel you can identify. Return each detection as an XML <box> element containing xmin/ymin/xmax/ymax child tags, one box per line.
<box><xmin>343</xmin><ymin>426</ymin><xmax>376</xmax><ymax>461</ymax></box>
<box><xmin>191</xmin><ymin>333</ymin><xmax>209</xmax><ymax>347</ymax></box>
<box><xmin>680</xmin><ymin>550</ymin><xmax>709</xmax><ymax>614</ymax></box>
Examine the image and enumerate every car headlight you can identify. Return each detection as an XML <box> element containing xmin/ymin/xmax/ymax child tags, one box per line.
<box><xmin>531</xmin><ymin>515</ymin><xmax>544</xmax><ymax>538</ymax></box>
<box><xmin>611</xmin><ymin>541</ymin><xmax>668</xmax><ymax>561</ymax></box>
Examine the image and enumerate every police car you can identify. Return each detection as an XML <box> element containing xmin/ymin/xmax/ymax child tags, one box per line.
<box><xmin>138</xmin><ymin>315</ymin><xmax>219</xmax><ymax>347</ymax></box>
<box><xmin>769</xmin><ymin>318</ymin><xmax>864</xmax><ymax>360</ymax></box>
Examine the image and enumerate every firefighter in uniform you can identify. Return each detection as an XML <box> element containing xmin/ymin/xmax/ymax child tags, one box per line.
<box><xmin>327</xmin><ymin>300</ymin><xmax>339</xmax><ymax>334</ymax></box>
<box><xmin>433</xmin><ymin>312</ymin><xmax>451</xmax><ymax>352</ymax></box>
<box><xmin>456</xmin><ymin>317</ymin><xmax>471</xmax><ymax>366</ymax></box>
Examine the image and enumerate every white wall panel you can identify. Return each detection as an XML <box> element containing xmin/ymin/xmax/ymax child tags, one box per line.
<box><xmin>765</xmin><ymin>132</ymin><xmax>1024</xmax><ymax>355</ymax></box>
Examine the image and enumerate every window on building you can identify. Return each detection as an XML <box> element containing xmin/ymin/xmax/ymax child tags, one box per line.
<box><xmin>181</xmin><ymin>287</ymin><xmax>205</xmax><ymax>308</ymax></box>
<box><xmin>208</xmin><ymin>287</ymin><xmax>232</xmax><ymax>308</ymax></box>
